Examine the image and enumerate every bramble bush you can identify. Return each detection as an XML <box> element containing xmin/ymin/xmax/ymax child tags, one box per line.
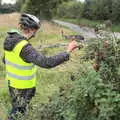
<box><xmin>21</xmin><ymin>25</ymin><xmax>120</xmax><ymax>120</ymax></box>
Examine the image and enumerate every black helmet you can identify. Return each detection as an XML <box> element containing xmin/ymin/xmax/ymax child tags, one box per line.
<box><xmin>19</xmin><ymin>13</ymin><xmax>40</xmax><ymax>29</ymax></box>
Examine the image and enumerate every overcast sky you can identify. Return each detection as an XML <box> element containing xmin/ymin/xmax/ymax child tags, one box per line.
<box><xmin>2</xmin><ymin>0</ymin><xmax>16</xmax><ymax>4</ymax></box>
<box><xmin>2</xmin><ymin>0</ymin><xmax>85</xmax><ymax>4</ymax></box>
<box><xmin>78</xmin><ymin>0</ymin><xmax>85</xmax><ymax>2</ymax></box>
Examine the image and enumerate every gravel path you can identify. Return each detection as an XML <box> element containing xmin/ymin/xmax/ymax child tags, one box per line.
<box><xmin>53</xmin><ymin>20</ymin><xmax>120</xmax><ymax>39</ymax></box>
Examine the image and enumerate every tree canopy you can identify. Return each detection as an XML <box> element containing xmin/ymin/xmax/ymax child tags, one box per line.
<box><xmin>21</xmin><ymin>0</ymin><xmax>73</xmax><ymax>19</ymax></box>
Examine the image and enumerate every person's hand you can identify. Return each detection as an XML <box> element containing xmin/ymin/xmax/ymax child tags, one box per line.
<box><xmin>67</xmin><ymin>40</ymin><xmax>77</xmax><ymax>53</ymax></box>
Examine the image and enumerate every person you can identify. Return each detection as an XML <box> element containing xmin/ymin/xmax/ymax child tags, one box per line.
<box><xmin>3</xmin><ymin>13</ymin><xmax>77</xmax><ymax>120</ymax></box>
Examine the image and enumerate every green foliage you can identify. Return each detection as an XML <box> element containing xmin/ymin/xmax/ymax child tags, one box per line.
<box><xmin>56</xmin><ymin>1</ymin><xmax>82</xmax><ymax>19</ymax></box>
<box><xmin>0</xmin><ymin>0</ymin><xmax>23</xmax><ymax>13</ymax></box>
<box><xmin>82</xmin><ymin>0</ymin><xmax>94</xmax><ymax>19</ymax></box>
<box><xmin>14</xmin><ymin>0</ymin><xmax>26</xmax><ymax>12</ymax></box>
<box><xmin>21</xmin><ymin>0</ymin><xmax>72</xmax><ymax>19</ymax></box>
<box><xmin>0</xmin><ymin>4</ymin><xmax>16</xmax><ymax>13</ymax></box>
<box><xmin>56</xmin><ymin>0</ymin><xmax>120</xmax><ymax>26</ymax></box>
<box><xmin>111</xmin><ymin>0</ymin><xmax>120</xmax><ymax>23</ymax></box>
<box><xmin>23</xmin><ymin>62</ymin><xmax>120</xmax><ymax>120</ymax></box>
<box><xmin>82</xmin><ymin>0</ymin><xmax>120</xmax><ymax>23</ymax></box>
<box><xmin>82</xmin><ymin>0</ymin><xmax>113</xmax><ymax>20</ymax></box>
<box><xmin>22</xmin><ymin>25</ymin><xmax>120</xmax><ymax>120</ymax></box>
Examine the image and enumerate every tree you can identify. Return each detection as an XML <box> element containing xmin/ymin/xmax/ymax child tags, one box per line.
<box><xmin>22</xmin><ymin>0</ymin><xmax>73</xmax><ymax>19</ymax></box>
<box><xmin>111</xmin><ymin>0</ymin><xmax>120</xmax><ymax>23</ymax></box>
<box><xmin>15</xmin><ymin>0</ymin><xmax>27</xmax><ymax>12</ymax></box>
<box><xmin>56</xmin><ymin>1</ymin><xmax>82</xmax><ymax>19</ymax></box>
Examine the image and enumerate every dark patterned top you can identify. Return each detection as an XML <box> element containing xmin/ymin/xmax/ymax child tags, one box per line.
<box><xmin>3</xmin><ymin>32</ymin><xmax>69</xmax><ymax>68</ymax></box>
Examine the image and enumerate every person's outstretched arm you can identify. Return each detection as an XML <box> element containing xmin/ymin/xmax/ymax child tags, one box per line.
<box><xmin>20</xmin><ymin>44</ymin><xmax>69</xmax><ymax>68</ymax></box>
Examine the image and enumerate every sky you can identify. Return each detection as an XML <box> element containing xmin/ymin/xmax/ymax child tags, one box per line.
<box><xmin>1</xmin><ymin>0</ymin><xmax>85</xmax><ymax>4</ymax></box>
<box><xmin>2</xmin><ymin>0</ymin><xmax>16</xmax><ymax>4</ymax></box>
<box><xmin>78</xmin><ymin>0</ymin><xmax>85</xmax><ymax>2</ymax></box>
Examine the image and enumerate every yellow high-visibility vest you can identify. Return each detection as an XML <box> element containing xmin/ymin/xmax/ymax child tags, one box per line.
<box><xmin>5</xmin><ymin>40</ymin><xmax>37</xmax><ymax>89</ymax></box>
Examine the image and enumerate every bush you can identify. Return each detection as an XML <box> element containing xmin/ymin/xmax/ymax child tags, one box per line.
<box><xmin>22</xmin><ymin>25</ymin><xmax>120</xmax><ymax>120</ymax></box>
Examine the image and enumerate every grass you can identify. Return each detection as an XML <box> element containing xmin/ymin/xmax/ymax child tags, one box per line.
<box><xmin>111</xmin><ymin>24</ymin><xmax>120</xmax><ymax>32</ymax></box>
<box><xmin>59</xmin><ymin>18</ymin><xmax>102</xmax><ymax>27</ymax></box>
<box><xmin>0</xmin><ymin>13</ymin><xmax>85</xmax><ymax>119</ymax></box>
<box><xmin>59</xmin><ymin>18</ymin><xmax>120</xmax><ymax>32</ymax></box>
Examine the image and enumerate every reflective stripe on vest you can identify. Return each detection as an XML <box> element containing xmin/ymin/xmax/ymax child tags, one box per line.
<box><xmin>5</xmin><ymin>59</ymin><xmax>35</xmax><ymax>70</ymax></box>
<box><xmin>5</xmin><ymin>40</ymin><xmax>37</xmax><ymax>89</ymax></box>
<box><xmin>7</xmin><ymin>71</ymin><xmax>35</xmax><ymax>80</ymax></box>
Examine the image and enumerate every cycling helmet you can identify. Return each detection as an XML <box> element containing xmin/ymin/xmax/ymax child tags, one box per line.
<box><xmin>19</xmin><ymin>13</ymin><xmax>40</xmax><ymax>29</ymax></box>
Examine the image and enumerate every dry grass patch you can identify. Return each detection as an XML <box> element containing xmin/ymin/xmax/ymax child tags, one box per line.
<box><xmin>0</xmin><ymin>13</ymin><xmax>20</xmax><ymax>28</ymax></box>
